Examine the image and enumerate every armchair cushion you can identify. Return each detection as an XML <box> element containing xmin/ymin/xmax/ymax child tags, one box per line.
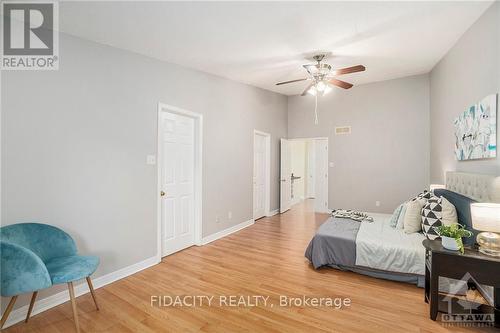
<box><xmin>0</xmin><ymin>241</ymin><xmax>52</xmax><ymax>297</ymax></box>
<box><xmin>1</xmin><ymin>223</ymin><xmax>100</xmax><ymax>296</ymax></box>
<box><xmin>0</xmin><ymin>223</ymin><xmax>77</xmax><ymax>262</ymax></box>
<box><xmin>45</xmin><ymin>255</ymin><xmax>99</xmax><ymax>284</ymax></box>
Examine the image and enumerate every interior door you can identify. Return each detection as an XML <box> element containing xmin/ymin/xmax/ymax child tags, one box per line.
<box><xmin>280</xmin><ymin>138</ymin><xmax>292</xmax><ymax>213</ymax></box>
<box><xmin>314</xmin><ymin>139</ymin><xmax>329</xmax><ymax>213</ymax></box>
<box><xmin>306</xmin><ymin>140</ymin><xmax>316</xmax><ymax>198</ymax></box>
<box><xmin>161</xmin><ymin>111</ymin><xmax>196</xmax><ymax>256</ymax></box>
<box><xmin>253</xmin><ymin>133</ymin><xmax>266</xmax><ymax>219</ymax></box>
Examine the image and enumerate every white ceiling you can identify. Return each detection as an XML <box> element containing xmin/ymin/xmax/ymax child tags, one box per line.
<box><xmin>59</xmin><ymin>1</ymin><xmax>492</xmax><ymax>96</ymax></box>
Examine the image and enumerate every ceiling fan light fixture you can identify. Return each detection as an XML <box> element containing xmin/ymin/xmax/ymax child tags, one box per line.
<box><xmin>307</xmin><ymin>86</ymin><xmax>317</xmax><ymax>96</ymax></box>
<box><xmin>303</xmin><ymin>64</ymin><xmax>318</xmax><ymax>75</ymax></box>
<box><xmin>323</xmin><ymin>84</ymin><xmax>332</xmax><ymax>95</ymax></box>
<box><xmin>316</xmin><ymin>81</ymin><xmax>326</xmax><ymax>92</ymax></box>
<box><xmin>275</xmin><ymin>55</ymin><xmax>366</xmax><ymax>123</ymax></box>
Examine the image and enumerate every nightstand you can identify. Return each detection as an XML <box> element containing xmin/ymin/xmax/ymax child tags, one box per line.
<box><xmin>423</xmin><ymin>239</ymin><xmax>500</xmax><ymax>327</ymax></box>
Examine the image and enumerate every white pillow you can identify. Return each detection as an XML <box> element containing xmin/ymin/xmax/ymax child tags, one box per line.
<box><xmin>441</xmin><ymin>197</ymin><xmax>458</xmax><ymax>226</ymax></box>
<box><xmin>396</xmin><ymin>203</ymin><xmax>408</xmax><ymax>229</ymax></box>
<box><xmin>404</xmin><ymin>199</ymin><xmax>426</xmax><ymax>234</ymax></box>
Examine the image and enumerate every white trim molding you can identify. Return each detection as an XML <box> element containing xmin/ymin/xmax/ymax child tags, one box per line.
<box><xmin>4</xmin><ymin>256</ymin><xmax>159</xmax><ymax>329</ymax></box>
<box><xmin>266</xmin><ymin>209</ymin><xmax>279</xmax><ymax>217</ymax></box>
<box><xmin>200</xmin><ymin>219</ymin><xmax>254</xmax><ymax>245</ymax></box>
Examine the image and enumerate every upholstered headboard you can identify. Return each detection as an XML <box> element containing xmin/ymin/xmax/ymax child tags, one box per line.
<box><xmin>445</xmin><ymin>171</ymin><xmax>500</xmax><ymax>203</ymax></box>
<box><xmin>433</xmin><ymin>172</ymin><xmax>500</xmax><ymax>246</ymax></box>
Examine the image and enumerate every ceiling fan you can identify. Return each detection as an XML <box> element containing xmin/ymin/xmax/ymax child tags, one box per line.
<box><xmin>275</xmin><ymin>54</ymin><xmax>366</xmax><ymax>96</ymax></box>
<box><xmin>275</xmin><ymin>54</ymin><xmax>366</xmax><ymax>124</ymax></box>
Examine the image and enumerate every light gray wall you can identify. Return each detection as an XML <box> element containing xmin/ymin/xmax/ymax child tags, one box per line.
<box><xmin>430</xmin><ymin>3</ymin><xmax>500</xmax><ymax>183</ymax></box>
<box><xmin>288</xmin><ymin>74</ymin><xmax>430</xmax><ymax>213</ymax></box>
<box><xmin>1</xmin><ymin>33</ymin><xmax>287</xmax><ymax>310</ymax></box>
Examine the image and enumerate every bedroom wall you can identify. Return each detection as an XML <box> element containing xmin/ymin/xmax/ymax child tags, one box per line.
<box><xmin>287</xmin><ymin>74</ymin><xmax>430</xmax><ymax>214</ymax></box>
<box><xmin>1</xmin><ymin>32</ymin><xmax>287</xmax><ymax>311</ymax></box>
<box><xmin>430</xmin><ymin>3</ymin><xmax>500</xmax><ymax>183</ymax></box>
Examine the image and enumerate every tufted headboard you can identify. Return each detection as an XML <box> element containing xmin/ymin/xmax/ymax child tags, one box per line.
<box><xmin>433</xmin><ymin>172</ymin><xmax>500</xmax><ymax>246</ymax></box>
<box><xmin>445</xmin><ymin>171</ymin><xmax>500</xmax><ymax>203</ymax></box>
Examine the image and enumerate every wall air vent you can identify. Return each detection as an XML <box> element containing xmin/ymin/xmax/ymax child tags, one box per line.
<box><xmin>335</xmin><ymin>126</ymin><xmax>351</xmax><ymax>135</ymax></box>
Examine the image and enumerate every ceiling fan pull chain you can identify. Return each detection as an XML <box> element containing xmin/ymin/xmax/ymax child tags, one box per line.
<box><xmin>314</xmin><ymin>94</ymin><xmax>319</xmax><ymax>125</ymax></box>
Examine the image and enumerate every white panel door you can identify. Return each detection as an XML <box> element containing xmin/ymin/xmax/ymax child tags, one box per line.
<box><xmin>253</xmin><ymin>133</ymin><xmax>266</xmax><ymax>219</ymax></box>
<box><xmin>280</xmin><ymin>138</ymin><xmax>292</xmax><ymax>213</ymax></box>
<box><xmin>161</xmin><ymin>112</ymin><xmax>195</xmax><ymax>256</ymax></box>
<box><xmin>314</xmin><ymin>139</ymin><xmax>329</xmax><ymax>213</ymax></box>
<box><xmin>306</xmin><ymin>140</ymin><xmax>316</xmax><ymax>198</ymax></box>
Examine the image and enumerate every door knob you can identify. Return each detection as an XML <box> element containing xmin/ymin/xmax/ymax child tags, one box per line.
<box><xmin>161</xmin><ymin>191</ymin><xmax>166</xmax><ymax>197</ymax></box>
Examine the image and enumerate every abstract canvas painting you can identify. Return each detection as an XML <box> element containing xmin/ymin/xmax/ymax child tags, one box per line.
<box><xmin>454</xmin><ymin>94</ymin><xmax>497</xmax><ymax>161</ymax></box>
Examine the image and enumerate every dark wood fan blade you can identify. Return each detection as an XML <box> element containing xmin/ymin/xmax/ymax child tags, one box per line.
<box><xmin>276</xmin><ymin>78</ymin><xmax>308</xmax><ymax>86</ymax></box>
<box><xmin>333</xmin><ymin>65</ymin><xmax>365</xmax><ymax>76</ymax></box>
<box><xmin>301</xmin><ymin>82</ymin><xmax>315</xmax><ymax>96</ymax></box>
<box><xmin>328</xmin><ymin>78</ymin><xmax>353</xmax><ymax>89</ymax></box>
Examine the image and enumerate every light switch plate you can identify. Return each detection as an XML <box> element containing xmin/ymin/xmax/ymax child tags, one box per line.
<box><xmin>146</xmin><ymin>155</ymin><xmax>156</xmax><ymax>165</ymax></box>
<box><xmin>329</xmin><ymin>162</ymin><xmax>335</xmax><ymax>168</ymax></box>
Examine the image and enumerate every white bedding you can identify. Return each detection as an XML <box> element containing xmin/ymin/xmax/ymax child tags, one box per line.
<box><xmin>355</xmin><ymin>213</ymin><xmax>425</xmax><ymax>275</ymax></box>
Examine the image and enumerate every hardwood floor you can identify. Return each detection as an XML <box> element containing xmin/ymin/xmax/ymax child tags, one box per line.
<box><xmin>4</xmin><ymin>201</ymin><xmax>496</xmax><ymax>332</ymax></box>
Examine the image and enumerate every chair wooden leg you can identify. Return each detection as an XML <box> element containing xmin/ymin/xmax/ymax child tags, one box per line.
<box><xmin>86</xmin><ymin>276</ymin><xmax>99</xmax><ymax>310</ymax></box>
<box><xmin>0</xmin><ymin>295</ymin><xmax>18</xmax><ymax>329</ymax></box>
<box><xmin>25</xmin><ymin>291</ymin><xmax>38</xmax><ymax>323</ymax></box>
<box><xmin>67</xmin><ymin>282</ymin><xmax>80</xmax><ymax>333</ymax></box>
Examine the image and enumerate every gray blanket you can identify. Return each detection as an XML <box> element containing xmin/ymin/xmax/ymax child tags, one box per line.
<box><xmin>305</xmin><ymin>217</ymin><xmax>359</xmax><ymax>269</ymax></box>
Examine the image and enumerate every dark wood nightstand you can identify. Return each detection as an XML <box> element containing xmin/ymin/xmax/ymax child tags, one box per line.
<box><xmin>423</xmin><ymin>239</ymin><xmax>500</xmax><ymax>327</ymax></box>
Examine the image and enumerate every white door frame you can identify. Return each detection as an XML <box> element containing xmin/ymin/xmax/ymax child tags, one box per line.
<box><xmin>279</xmin><ymin>138</ymin><xmax>292</xmax><ymax>213</ymax></box>
<box><xmin>157</xmin><ymin>102</ymin><xmax>203</xmax><ymax>260</ymax></box>
<box><xmin>288</xmin><ymin>137</ymin><xmax>329</xmax><ymax>211</ymax></box>
<box><xmin>253</xmin><ymin>130</ymin><xmax>271</xmax><ymax>218</ymax></box>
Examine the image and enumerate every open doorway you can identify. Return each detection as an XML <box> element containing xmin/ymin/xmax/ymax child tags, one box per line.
<box><xmin>280</xmin><ymin>138</ymin><xmax>329</xmax><ymax>213</ymax></box>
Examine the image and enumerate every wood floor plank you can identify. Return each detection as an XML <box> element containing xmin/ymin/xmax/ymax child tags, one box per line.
<box><xmin>4</xmin><ymin>201</ymin><xmax>496</xmax><ymax>332</ymax></box>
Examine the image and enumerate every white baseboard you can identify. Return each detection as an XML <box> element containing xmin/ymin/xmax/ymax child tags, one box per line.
<box><xmin>200</xmin><ymin>219</ymin><xmax>254</xmax><ymax>245</ymax></box>
<box><xmin>266</xmin><ymin>209</ymin><xmax>279</xmax><ymax>217</ymax></box>
<box><xmin>4</xmin><ymin>256</ymin><xmax>159</xmax><ymax>329</ymax></box>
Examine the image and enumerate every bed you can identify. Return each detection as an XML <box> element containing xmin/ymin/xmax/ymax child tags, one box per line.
<box><xmin>305</xmin><ymin>171</ymin><xmax>500</xmax><ymax>289</ymax></box>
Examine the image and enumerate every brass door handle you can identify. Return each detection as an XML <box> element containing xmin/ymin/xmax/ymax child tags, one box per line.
<box><xmin>161</xmin><ymin>191</ymin><xmax>166</xmax><ymax>197</ymax></box>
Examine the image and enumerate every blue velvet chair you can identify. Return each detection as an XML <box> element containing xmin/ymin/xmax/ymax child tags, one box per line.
<box><xmin>0</xmin><ymin>223</ymin><xmax>100</xmax><ymax>332</ymax></box>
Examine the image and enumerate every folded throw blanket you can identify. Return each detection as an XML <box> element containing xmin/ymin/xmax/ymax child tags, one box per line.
<box><xmin>331</xmin><ymin>209</ymin><xmax>374</xmax><ymax>222</ymax></box>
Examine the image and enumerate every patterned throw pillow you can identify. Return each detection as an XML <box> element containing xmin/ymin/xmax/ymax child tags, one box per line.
<box><xmin>421</xmin><ymin>196</ymin><xmax>442</xmax><ymax>239</ymax></box>
<box><xmin>421</xmin><ymin>196</ymin><xmax>458</xmax><ymax>240</ymax></box>
<box><xmin>412</xmin><ymin>190</ymin><xmax>432</xmax><ymax>202</ymax></box>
